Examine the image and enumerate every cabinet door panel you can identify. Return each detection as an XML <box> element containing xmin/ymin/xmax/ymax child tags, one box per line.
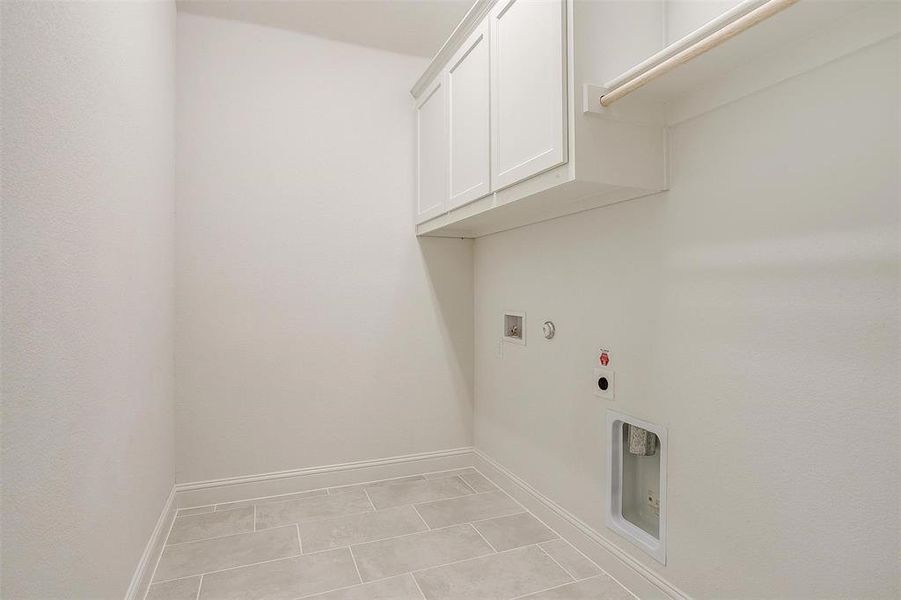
<box><xmin>490</xmin><ymin>0</ymin><xmax>566</xmax><ymax>191</ymax></box>
<box><xmin>416</xmin><ymin>76</ymin><xmax>447</xmax><ymax>223</ymax></box>
<box><xmin>448</xmin><ymin>22</ymin><xmax>491</xmax><ymax>210</ymax></box>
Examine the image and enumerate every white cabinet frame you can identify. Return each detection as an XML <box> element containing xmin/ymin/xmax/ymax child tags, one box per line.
<box><xmin>447</xmin><ymin>21</ymin><xmax>492</xmax><ymax>211</ymax></box>
<box><xmin>415</xmin><ymin>75</ymin><xmax>448</xmax><ymax>224</ymax></box>
<box><xmin>489</xmin><ymin>0</ymin><xmax>567</xmax><ymax>192</ymax></box>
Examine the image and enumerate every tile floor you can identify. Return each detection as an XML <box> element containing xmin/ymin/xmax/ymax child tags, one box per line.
<box><xmin>146</xmin><ymin>468</ymin><xmax>635</xmax><ymax>600</ymax></box>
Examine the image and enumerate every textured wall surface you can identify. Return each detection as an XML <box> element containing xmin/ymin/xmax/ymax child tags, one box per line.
<box><xmin>175</xmin><ymin>15</ymin><xmax>473</xmax><ymax>483</ymax></box>
<box><xmin>1</xmin><ymin>2</ymin><xmax>176</xmax><ymax>597</ymax></box>
<box><xmin>474</xmin><ymin>37</ymin><xmax>899</xmax><ymax>599</ymax></box>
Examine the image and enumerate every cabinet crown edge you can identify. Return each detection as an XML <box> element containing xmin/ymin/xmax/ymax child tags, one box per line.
<box><xmin>410</xmin><ymin>0</ymin><xmax>494</xmax><ymax>98</ymax></box>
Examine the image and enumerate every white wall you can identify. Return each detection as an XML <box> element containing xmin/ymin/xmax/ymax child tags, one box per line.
<box><xmin>474</xmin><ymin>36</ymin><xmax>899</xmax><ymax>599</ymax></box>
<box><xmin>664</xmin><ymin>0</ymin><xmax>744</xmax><ymax>43</ymax></box>
<box><xmin>176</xmin><ymin>15</ymin><xmax>473</xmax><ymax>483</ymax></box>
<box><xmin>1</xmin><ymin>2</ymin><xmax>176</xmax><ymax>597</ymax></box>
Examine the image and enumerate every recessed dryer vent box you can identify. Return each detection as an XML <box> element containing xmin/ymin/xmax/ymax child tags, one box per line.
<box><xmin>606</xmin><ymin>410</ymin><xmax>667</xmax><ymax>564</ymax></box>
<box><xmin>503</xmin><ymin>311</ymin><xmax>525</xmax><ymax>345</ymax></box>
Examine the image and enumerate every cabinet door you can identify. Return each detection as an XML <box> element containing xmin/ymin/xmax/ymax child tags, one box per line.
<box><xmin>490</xmin><ymin>0</ymin><xmax>566</xmax><ymax>191</ymax></box>
<box><xmin>447</xmin><ymin>22</ymin><xmax>490</xmax><ymax>210</ymax></box>
<box><xmin>415</xmin><ymin>76</ymin><xmax>447</xmax><ymax>223</ymax></box>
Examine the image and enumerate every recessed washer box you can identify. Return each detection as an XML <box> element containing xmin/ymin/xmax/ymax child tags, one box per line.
<box><xmin>503</xmin><ymin>311</ymin><xmax>525</xmax><ymax>345</ymax></box>
<box><xmin>606</xmin><ymin>410</ymin><xmax>667</xmax><ymax>564</ymax></box>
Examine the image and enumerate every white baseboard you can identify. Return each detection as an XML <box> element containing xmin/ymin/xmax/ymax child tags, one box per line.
<box><xmin>125</xmin><ymin>486</ymin><xmax>177</xmax><ymax>600</ymax></box>
<box><xmin>472</xmin><ymin>449</ymin><xmax>689</xmax><ymax>600</ymax></box>
<box><xmin>174</xmin><ymin>446</ymin><xmax>473</xmax><ymax>508</ymax></box>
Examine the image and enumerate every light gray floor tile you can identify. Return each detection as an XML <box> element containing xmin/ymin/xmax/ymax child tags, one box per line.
<box><xmin>413</xmin><ymin>546</ymin><xmax>571</xmax><ymax>600</ymax></box>
<box><xmin>328</xmin><ymin>475</ymin><xmax>425</xmax><ymax>495</ymax></box>
<box><xmin>459</xmin><ymin>471</ymin><xmax>497</xmax><ymax>493</ymax></box>
<box><xmin>472</xmin><ymin>512</ymin><xmax>557</xmax><ymax>551</ymax></box>
<box><xmin>167</xmin><ymin>506</ymin><xmax>254</xmax><ymax>544</ymax></box>
<box><xmin>539</xmin><ymin>539</ymin><xmax>602</xmax><ymax>580</ymax></box>
<box><xmin>198</xmin><ymin>548</ymin><xmax>359</xmax><ymax>600</ymax></box>
<box><xmin>352</xmin><ymin>523</ymin><xmax>493</xmax><ymax>582</ymax></box>
<box><xmin>517</xmin><ymin>575</ymin><xmax>635</xmax><ymax>600</ymax></box>
<box><xmin>154</xmin><ymin>526</ymin><xmax>299</xmax><ymax>582</ymax></box>
<box><xmin>216</xmin><ymin>489</ymin><xmax>327</xmax><ymax>512</ymax></box>
<box><xmin>414</xmin><ymin>490</ymin><xmax>521</xmax><ymax>528</ymax></box>
<box><xmin>425</xmin><ymin>469</ymin><xmax>498</xmax><ymax>492</ymax></box>
<box><xmin>145</xmin><ymin>576</ymin><xmax>201</xmax><ymax>600</ymax></box>
<box><xmin>424</xmin><ymin>468</ymin><xmax>479</xmax><ymax>480</ymax></box>
<box><xmin>302</xmin><ymin>574</ymin><xmax>423</xmax><ymax>600</ymax></box>
<box><xmin>177</xmin><ymin>506</ymin><xmax>214</xmax><ymax>517</ymax></box>
<box><xmin>300</xmin><ymin>505</ymin><xmax>428</xmax><ymax>553</ymax></box>
<box><xmin>365</xmin><ymin>477</ymin><xmax>473</xmax><ymax>510</ymax></box>
<box><xmin>256</xmin><ymin>490</ymin><xmax>373</xmax><ymax>530</ymax></box>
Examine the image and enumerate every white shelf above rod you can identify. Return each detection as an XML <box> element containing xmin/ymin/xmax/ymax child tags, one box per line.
<box><xmin>599</xmin><ymin>0</ymin><xmax>800</xmax><ymax>107</ymax></box>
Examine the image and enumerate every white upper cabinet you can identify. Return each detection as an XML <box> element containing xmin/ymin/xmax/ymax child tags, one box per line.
<box><xmin>415</xmin><ymin>76</ymin><xmax>447</xmax><ymax>224</ymax></box>
<box><xmin>489</xmin><ymin>0</ymin><xmax>566</xmax><ymax>191</ymax></box>
<box><xmin>410</xmin><ymin>0</ymin><xmax>665</xmax><ymax>237</ymax></box>
<box><xmin>448</xmin><ymin>21</ymin><xmax>491</xmax><ymax>211</ymax></box>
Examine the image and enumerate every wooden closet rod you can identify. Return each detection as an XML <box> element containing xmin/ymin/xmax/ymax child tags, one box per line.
<box><xmin>600</xmin><ymin>0</ymin><xmax>801</xmax><ymax>107</ymax></box>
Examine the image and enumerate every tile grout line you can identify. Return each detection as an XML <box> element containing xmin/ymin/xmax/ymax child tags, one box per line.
<box><xmin>345</xmin><ymin>521</ymin><xmax>471</xmax><ymax>551</ymax></box>
<box><xmin>410</xmin><ymin>572</ymin><xmax>429</xmax><ymax>600</ymax></box>
<box><xmin>423</xmin><ymin>469</ymin><xmax>470</xmax><ymax>477</ymax></box>
<box><xmin>467</xmin><ymin>465</ymin><xmax>636</xmax><ymax>599</ymax></box>
<box><xmin>194</xmin><ymin>574</ymin><xmax>203</xmax><ymax>600</ymax></box>
<box><xmin>308</xmin><ymin>523</ymin><xmax>437</xmax><ymax>556</ymax></box>
<box><xmin>348</xmin><ymin>546</ymin><xmax>364</xmax><ymax>586</ymax></box>
<box><xmin>166</xmin><ymin>506</ymin><xmax>256</xmax><ymax>545</ymax></box>
<box><xmin>361</xmin><ymin>488</ymin><xmax>376</xmax><ymax>511</ymax></box>
<box><xmin>328</xmin><ymin>474</ymin><xmax>427</xmax><ymax>495</ymax></box>
<box><xmin>292</xmin><ymin>570</ymin><xmax>428</xmax><ymax>600</ymax></box>
<box><xmin>209</xmin><ymin>489</ymin><xmax>329</xmax><ymax>511</ymax></box>
<box><xmin>410</xmin><ymin>489</ymin><xmax>509</xmax><ymax>514</ymax></box>
<box><xmin>177</xmin><ymin>505</ymin><xmax>215</xmax><ymax>516</ymax></box>
<box><xmin>409</xmin><ymin>550</ymin><xmax>497</xmax><ymax>577</ymax></box>
<box><xmin>290</xmin><ymin>571</ymin><xmax>424</xmax><ymax>600</ymax></box>
<box><xmin>456</xmin><ymin>475</ymin><xmax>478</xmax><ymax>494</ymax></box>
<box><xmin>468</xmin><ymin>510</ymin><xmax>528</xmax><ymax>526</ymax></box>
<box><xmin>467</xmin><ymin>522</ymin><xmax>498</xmax><ymax>553</ymax></box>
<box><xmin>408</xmin><ymin>544</ymin><xmax>530</xmax><ymax>576</ymax></box>
<box><xmin>508</xmin><ymin>575</ymin><xmax>593</xmax><ymax>600</ymax></box>
<box><xmin>253</xmin><ymin>505</ymin><xmax>256</xmax><ymax>532</ymax></box>
<box><xmin>150</xmin><ymin>552</ymin><xmax>304</xmax><ymax>585</ymax></box>
<box><xmin>410</xmin><ymin>503</ymin><xmax>432</xmax><ymax>531</ymax></box>
<box><xmin>470</xmin><ymin>468</ymin><xmax>606</xmax><ymax>566</ymax></box>
<box><xmin>535</xmin><ymin>543</ymin><xmax>576</xmax><ymax>581</ymax></box>
<box><xmin>254</xmin><ymin>508</ymin><xmax>375</xmax><ymax>535</ymax></box>
<box><xmin>372</xmin><ymin>487</ymin><xmax>480</xmax><ymax>513</ymax></box>
<box><xmin>187</xmin><ymin>505</ymin><xmax>250</xmax><ymax>517</ymax></box>
<box><xmin>295</xmin><ymin>523</ymin><xmax>304</xmax><ymax>555</ymax></box>
<box><xmin>163</xmin><ymin>523</ymin><xmax>266</xmax><ymax>547</ymax></box>
<box><xmin>293</xmin><ymin>581</ymin><xmax>358</xmax><ymax>600</ymax></box>
<box><xmin>537</xmin><ymin>534</ymin><xmax>606</xmax><ymax>578</ymax></box>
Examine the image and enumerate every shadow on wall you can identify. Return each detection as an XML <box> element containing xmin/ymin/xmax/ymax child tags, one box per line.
<box><xmin>418</xmin><ymin>236</ymin><xmax>475</xmax><ymax>414</ymax></box>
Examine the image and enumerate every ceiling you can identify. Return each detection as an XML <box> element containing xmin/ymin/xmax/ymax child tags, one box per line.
<box><xmin>177</xmin><ymin>0</ymin><xmax>474</xmax><ymax>58</ymax></box>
